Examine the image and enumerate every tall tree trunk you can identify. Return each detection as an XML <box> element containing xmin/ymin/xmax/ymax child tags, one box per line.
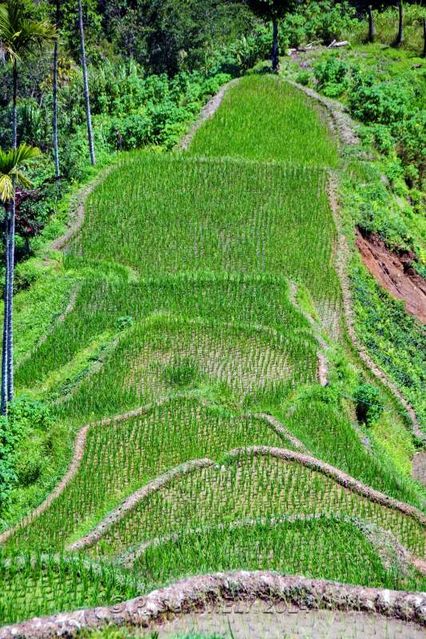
<box><xmin>423</xmin><ymin>18</ymin><xmax>426</xmax><ymax>58</ymax></box>
<box><xmin>2</xmin><ymin>64</ymin><xmax>19</xmax><ymax>413</ymax></box>
<box><xmin>12</xmin><ymin>61</ymin><xmax>17</xmax><ymax>149</ymax></box>
<box><xmin>78</xmin><ymin>0</ymin><xmax>96</xmax><ymax>165</ymax></box>
<box><xmin>272</xmin><ymin>17</ymin><xmax>279</xmax><ymax>73</ymax></box>
<box><xmin>395</xmin><ymin>0</ymin><xmax>404</xmax><ymax>46</ymax></box>
<box><xmin>52</xmin><ymin>0</ymin><xmax>60</xmax><ymax>179</ymax></box>
<box><xmin>6</xmin><ymin>196</ymin><xmax>15</xmax><ymax>403</ymax></box>
<box><xmin>1</xmin><ymin>208</ymin><xmax>10</xmax><ymax>415</ymax></box>
<box><xmin>367</xmin><ymin>5</ymin><xmax>376</xmax><ymax>43</ymax></box>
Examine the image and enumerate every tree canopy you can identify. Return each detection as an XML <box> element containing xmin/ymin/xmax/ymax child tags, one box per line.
<box><xmin>244</xmin><ymin>0</ymin><xmax>295</xmax><ymax>20</ymax></box>
<box><xmin>0</xmin><ymin>0</ymin><xmax>56</xmax><ymax>64</ymax></box>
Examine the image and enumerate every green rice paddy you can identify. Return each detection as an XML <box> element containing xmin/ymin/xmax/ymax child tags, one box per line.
<box><xmin>188</xmin><ymin>75</ymin><xmax>339</xmax><ymax>166</ymax></box>
<box><xmin>132</xmin><ymin>516</ymin><xmax>426</xmax><ymax>592</ymax></box>
<box><xmin>88</xmin><ymin>454</ymin><xmax>425</xmax><ymax>559</ymax></box>
<box><xmin>1</xmin><ymin>75</ymin><xmax>425</xmax><ymax>628</ymax></box>
<box><xmin>0</xmin><ymin>554</ymin><xmax>139</xmax><ymax>626</ymax></box>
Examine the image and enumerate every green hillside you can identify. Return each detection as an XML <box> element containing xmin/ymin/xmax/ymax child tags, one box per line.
<box><xmin>1</xmin><ymin>73</ymin><xmax>425</xmax><ymax>628</ymax></box>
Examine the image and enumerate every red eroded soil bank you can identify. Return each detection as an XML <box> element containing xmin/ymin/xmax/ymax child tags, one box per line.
<box><xmin>356</xmin><ymin>229</ymin><xmax>426</xmax><ymax>324</ymax></box>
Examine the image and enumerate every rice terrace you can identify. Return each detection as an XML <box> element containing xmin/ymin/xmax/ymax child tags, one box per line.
<box><xmin>0</xmin><ymin>2</ymin><xmax>425</xmax><ymax>638</ymax></box>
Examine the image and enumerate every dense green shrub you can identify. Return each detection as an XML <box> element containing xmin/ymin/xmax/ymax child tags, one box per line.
<box><xmin>282</xmin><ymin>1</ymin><xmax>357</xmax><ymax>48</ymax></box>
<box><xmin>209</xmin><ymin>24</ymin><xmax>272</xmax><ymax>75</ymax></box>
<box><xmin>348</xmin><ymin>77</ymin><xmax>412</xmax><ymax>126</ymax></box>
<box><xmin>314</xmin><ymin>57</ymin><xmax>350</xmax><ymax>97</ymax></box>
<box><xmin>106</xmin><ymin>114</ymin><xmax>153</xmax><ymax>151</ymax></box>
<box><xmin>353</xmin><ymin>383</ymin><xmax>384</xmax><ymax>426</ymax></box>
<box><xmin>394</xmin><ymin>111</ymin><xmax>426</xmax><ymax>186</ymax></box>
<box><xmin>0</xmin><ymin>398</ymin><xmax>53</xmax><ymax>511</ymax></box>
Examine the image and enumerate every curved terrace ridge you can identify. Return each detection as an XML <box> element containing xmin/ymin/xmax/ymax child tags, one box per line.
<box><xmin>67</xmin><ymin>445</ymin><xmax>426</xmax><ymax>553</ymax></box>
<box><xmin>0</xmin><ymin>396</ymin><xmax>302</xmax><ymax>546</ymax></box>
<box><xmin>0</xmin><ymin>571</ymin><xmax>424</xmax><ymax>639</ymax></box>
<box><xmin>67</xmin><ymin>458</ymin><xmax>215</xmax><ymax>551</ymax></box>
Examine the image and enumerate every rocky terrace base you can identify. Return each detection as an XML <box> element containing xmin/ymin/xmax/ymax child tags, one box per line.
<box><xmin>1</xmin><ymin>571</ymin><xmax>425</xmax><ymax>638</ymax></box>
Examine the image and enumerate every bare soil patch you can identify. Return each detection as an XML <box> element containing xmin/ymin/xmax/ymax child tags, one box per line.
<box><xmin>413</xmin><ymin>451</ymin><xmax>426</xmax><ymax>487</ymax></box>
<box><xmin>356</xmin><ymin>229</ymin><xmax>426</xmax><ymax>324</ymax></box>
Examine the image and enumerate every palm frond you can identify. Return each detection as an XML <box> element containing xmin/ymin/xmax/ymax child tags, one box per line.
<box><xmin>0</xmin><ymin>0</ymin><xmax>56</xmax><ymax>63</ymax></box>
<box><xmin>0</xmin><ymin>174</ymin><xmax>14</xmax><ymax>202</ymax></box>
<box><xmin>0</xmin><ymin>143</ymin><xmax>40</xmax><ymax>202</ymax></box>
<box><xmin>9</xmin><ymin>142</ymin><xmax>41</xmax><ymax>166</ymax></box>
<box><xmin>10</xmin><ymin>168</ymin><xmax>32</xmax><ymax>189</ymax></box>
<box><xmin>0</xmin><ymin>3</ymin><xmax>17</xmax><ymax>61</ymax></box>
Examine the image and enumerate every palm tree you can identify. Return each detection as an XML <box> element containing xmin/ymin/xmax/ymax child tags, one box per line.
<box><xmin>78</xmin><ymin>0</ymin><xmax>96</xmax><ymax>165</ymax></box>
<box><xmin>0</xmin><ymin>144</ymin><xmax>40</xmax><ymax>414</ymax></box>
<box><xmin>0</xmin><ymin>0</ymin><xmax>56</xmax><ymax>149</ymax></box>
<box><xmin>0</xmin><ymin>2</ymin><xmax>54</xmax><ymax>413</ymax></box>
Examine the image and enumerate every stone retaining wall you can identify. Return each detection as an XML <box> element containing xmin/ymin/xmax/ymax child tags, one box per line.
<box><xmin>1</xmin><ymin>571</ymin><xmax>425</xmax><ymax>638</ymax></box>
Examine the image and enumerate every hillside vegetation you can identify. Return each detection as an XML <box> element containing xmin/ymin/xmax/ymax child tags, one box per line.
<box><xmin>1</xmin><ymin>73</ymin><xmax>425</xmax><ymax>627</ymax></box>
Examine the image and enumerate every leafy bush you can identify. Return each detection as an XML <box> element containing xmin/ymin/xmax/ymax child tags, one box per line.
<box><xmin>354</xmin><ymin>383</ymin><xmax>384</xmax><ymax>426</ymax></box>
<box><xmin>394</xmin><ymin>111</ymin><xmax>426</xmax><ymax>186</ymax></box>
<box><xmin>0</xmin><ymin>397</ymin><xmax>53</xmax><ymax>509</ymax></box>
<box><xmin>106</xmin><ymin>114</ymin><xmax>153</xmax><ymax>151</ymax></box>
<box><xmin>283</xmin><ymin>1</ymin><xmax>357</xmax><ymax>47</ymax></box>
<box><xmin>209</xmin><ymin>25</ymin><xmax>272</xmax><ymax>75</ymax></box>
<box><xmin>295</xmin><ymin>70</ymin><xmax>311</xmax><ymax>86</ymax></box>
<box><xmin>364</xmin><ymin>124</ymin><xmax>395</xmax><ymax>157</ymax></box>
<box><xmin>348</xmin><ymin>77</ymin><xmax>412</xmax><ymax>126</ymax></box>
<box><xmin>314</xmin><ymin>57</ymin><xmax>350</xmax><ymax>97</ymax></box>
<box><xmin>13</xmin><ymin>260</ymin><xmax>39</xmax><ymax>293</ymax></box>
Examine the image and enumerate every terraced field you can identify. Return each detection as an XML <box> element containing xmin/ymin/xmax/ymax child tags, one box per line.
<box><xmin>1</xmin><ymin>75</ymin><xmax>425</xmax><ymax>631</ymax></box>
